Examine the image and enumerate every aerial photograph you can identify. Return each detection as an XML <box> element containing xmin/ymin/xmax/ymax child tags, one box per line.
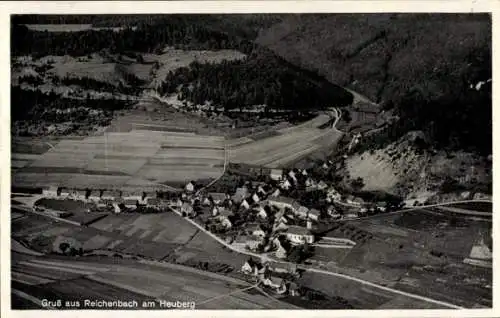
<box><xmin>10</xmin><ymin>13</ymin><xmax>492</xmax><ymax>310</ymax></box>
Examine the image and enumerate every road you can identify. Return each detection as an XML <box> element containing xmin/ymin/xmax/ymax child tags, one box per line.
<box><xmin>167</xmin><ymin>201</ymin><xmax>472</xmax><ymax>309</ymax></box>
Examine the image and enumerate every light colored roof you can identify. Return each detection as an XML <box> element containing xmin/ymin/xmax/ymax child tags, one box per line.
<box><xmin>286</xmin><ymin>226</ymin><xmax>311</xmax><ymax>236</ymax></box>
<box><xmin>270</xmin><ymin>169</ymin><xmax>283</xmax><ymax>174</ymax></box>
<box><xmin>209</xmin><ymin>192</ymin><xmax>227</xmax><ymax>201</ymax></box>
<box><xmin>297</xmin><ymin>206</ymin><xmax>309</xmax><ymax>214</ymax></box>
<box><xmin>308</xmin><ymin>208</ymin><xmax>320</xmax><ymax>216</ymax></box>
<box><xmin>270</xmin><ymin>196</ymin><xmax>296</xmax><ymax>205</ymax></box>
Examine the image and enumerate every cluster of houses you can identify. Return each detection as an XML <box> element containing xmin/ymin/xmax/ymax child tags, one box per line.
<box><xmin>41</xmin><ymin>185</ymin><xmax>171</xmax><ymax>214</ymax></box>
<box><xmin>240</xmin><ymin>258</ymin><xmax>301</xmax><ymax>296</ymax></box>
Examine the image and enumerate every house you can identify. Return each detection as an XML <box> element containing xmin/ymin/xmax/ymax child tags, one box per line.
<box><xmin>248</xmin><ymin>224</ymin><xmax>267</xmax><ymax>238</ymax></box>
<box><xmin>101</xmin><ymin>190</ymin><xmax>121</xmax><ymax>200</ymax></box>
<box><xmin>181</xmin><ymin>202</ymin><xmax>194</xmax><ymax>216</ymax></box>
<box><xmin>307</xmin><ymin>208</ymin><xmax>320</xmax><ymax>221</ymax></box>
<box><xmin>262</xmin><ymin>276</ymin><xmax>287</xmax><ymax>294</ymax></box>
<box><xmin>212</xmin><ymin>206</ymin><xmax>220</xmax><ymax>216</ymax></box>
<box><xmin>232</xmin><ymin>186</ymin><xmax>249</xmax><ymax>204</ymax></box>
<box><xmin>268</xmin><ymin>196</ymin><xmax>297</xmax><ymax>211</ymax></box>
<box><xmin>124</xmin><ymin>199</ymin><xmax>138</xmax><ymax>210</ymax></box>
<box><xmin>286</xmin><ymin>226</ymin><xmax>314</xmax><ymax>245</ymax></box>
<box><xmin>176</xmin><ymin>199</ymin><xmax>183</xmax><ymax>209</ymax></box>
<box><xmin>209</xmin><ymin>192</ymin><xmax>227</xmax><ymax>205</ymax></box>
<box><xmin>269</xmin><ymin>263</ymin><xmax>298</xmax><ymax>275</ymax></box>
<box><xmin>202</xmin><ymin>197</ymin><xmax>212</xmax><ymax>206</ymax></box>
<box><xmin>73</xmin><ymin>189</ymin><xmax>87</xmax><ymax>200</ymax></box>
<box><xmin>301</xmin><ymin>169</ymin><xmax>308</xmax><ymax>176</ymax></box>
<box><xmin>241</xmin><ymin>259</ymin><xmax>255</xmax><ymax>274</ymax></box>
<box><xmin>89</xmin><ymin>190</ymin><xmax>101</xmax><ymax>202</ymax></box>
<box><xmin>353</xmin><ymin>197</ymin><xmax>365</xmax><ymax>206</ymax></box>
<box><xmin>42</xmin><ymin>186</ymin><xmax>59</xmax><ymax>198</ymax></box>
<box><xmin>60</xmin><ymin>188</ymin><xmax>71</xmax><ymax>198</ymax></box>
<box><xmin>146</xmin><ymin>198</ymin><xmax>163</xmax><ymax>209</ymax></box>
<box><xmin>185</xmin><ymin>181</ymin><xmax>195</xmax><ymax>193</ymax></box>
<box><xmin>326</xmin><ymin>187</ymin><xmax>342</xmax><ymax>202</ymax></box>
<box><xmin>241</xmin><ymin>199</ymin><xmax>251</xmax><ymax>210</ymax></box>
<box><xmin>344</xmin><ymin>213</ymin><xmax>358</xmax><ymax>219</ymax></box>
<box><xmin>322</xmin><ymin>162</ymin><xmax>329</xmax><ymax>170</ymax></box>
<box><xmin>251</xmin><ymin>192</ymin><xmax>261</xmax><ymax>204</ymax></box>
<box><xmin>218</xmin><ymin>209</ymin><xmax>233</xmax><ymax>229</ymax></box>
<box><xmin>112</xmin><ymin>203</ymin><xmax>122</xmax><ymax>214</ymax></box>
<box><xmin>245</xmin><ymin>238</ymin><xmax>262</xmax><ymax>252</ymax></box>
<box><xmin>327</xmin><ymin>206</ymin><xmax>342</xmax><ymax>219</ymax></box>
<box><xmin>279</xmin><ymin>178</ymin><xmax>292</xmax><ymax>190</ymax></box>
<box><xmin>288</xmin><ymin>170</ymin><xmax>297</xmax><ymax>183</ymax></box>
<box><xmin>305</xmin><ymin>177</ymin><xmax>317</xmax><ymax>188</ymax></box>
<box><xmin>295</xmin><ymin>206</ymin><xmax>309</xmax><ymax>219</ymax></box>
<box><xmin>255</xmin><ymin>206</ymin><xmax>268</xmax><ymax>219</ymax></box>
<box><xmin>317</xmin><ymin>180</ymin><xmax>328</xmax><ymax>190</ymax></box>
<box><xmin>271</xmin><ymin>189</ymin><xmax>281</xmax><ymax>197</ymax></box>
<box><xmin>270</xmin><ymin>169</ymin><xmax>283</xmax><ymax>181</ymax></box>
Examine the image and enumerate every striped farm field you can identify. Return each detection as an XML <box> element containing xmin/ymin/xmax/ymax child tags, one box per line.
<box><xmin>12</xmin><ymin>128</ymin><xmax>225</xmax><ymax>190</ymax></box>
<box><xmin>228</xmin><ymin>113</ymin><xmax>343</xmax><ymax>168</ymax></box>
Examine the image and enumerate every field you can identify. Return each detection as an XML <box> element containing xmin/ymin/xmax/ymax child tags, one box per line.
<box><xmin>11</xmin><ymin>254</ymin><xmax>296</xmax><ymax>309</ymax></box>
<box><xmin>12</xmin><ymin>127</ymin><xmax>225</xmax><ymax>191</ymax></box>
<box><xmin>319</xmin><ymin>208</ymin><xmax>493</xmax><ymax>308</ymax></box>
<box><xmin>446</xmin><ymin>201</ymin><xmax>492</xmax><ymax>212</ymax></box>
<box><xmin>229</xmin><ymin>114</ymin><xmax>343</xmax><ymax>168</ymax></box>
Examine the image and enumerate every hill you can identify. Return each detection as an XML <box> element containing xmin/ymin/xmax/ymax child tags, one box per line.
<box><xmin>257</xmin><ymin>13</ymin><xmax>492</xmax><ymax>155</ymax></box>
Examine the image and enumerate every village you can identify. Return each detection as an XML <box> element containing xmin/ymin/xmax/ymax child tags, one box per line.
<box><xmin>33</xmin><ymin>161</ymin><xmax>407</xmax><ymax>296</ymax></box>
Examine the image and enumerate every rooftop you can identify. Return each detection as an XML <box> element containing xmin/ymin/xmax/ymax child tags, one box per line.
<box><xmin>269</xmin><ymin>196</ymin><xmax>297</xmax><ymax>205</ymax></box>
<box><xmin>286</xmin><ymin>226</ymin><xmax>312</xmax><ymax>236</ymax></box>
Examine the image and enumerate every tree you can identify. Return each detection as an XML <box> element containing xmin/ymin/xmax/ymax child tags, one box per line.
<box><xmin>351</xmin><ymin>177</ymin><xmax>365</xmax><ymax>191</ymax></box>
<box><xmin>59</xmin><ymin>242</ymin><xmax>70</xmax><ymax>254</ymax></box>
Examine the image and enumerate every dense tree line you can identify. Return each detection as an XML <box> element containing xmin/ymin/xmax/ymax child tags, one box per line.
<box><xmin>11</xmin><ymin>18</ymin><xmax>257</xmax><ymax>57</ymax></box>
<box><xmin>356</xmin><ymin>76</ymin><xmax>491</xmax><ymax>156</ymax></box>
<box><xmin>56</xmin><ymin>75</ymin><xmax>144</xmax><ymax>95</ymax></box>
<box><xmin>11</xmin><ymin>86</ymin><xmax>130</xmax><ymax>122</ymax></box>
<box><xmin>157</xmin><ymin>53</ymin><xmax>353</xmax><ymax>110</ymax></box>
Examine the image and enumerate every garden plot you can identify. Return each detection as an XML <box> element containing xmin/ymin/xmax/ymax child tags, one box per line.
<box><xmin>85</xmin><ymin>158</ymin><xmax>148</xmax><ymax>175</ymax></box>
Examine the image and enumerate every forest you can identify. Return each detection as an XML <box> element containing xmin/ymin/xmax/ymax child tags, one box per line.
<box><xmin>11</xmin><ymin>86</ymin><xmax>130</xmax><ymax>122</ymax></box>
<box><xmin>157</xmin><ymin>53</ymin><xmax>353</xmax><ymax>110</ymax></box>
<box><xmin>11</xmin><ymin>17</ymin><xmax>257</xmax><ymax>57</ymax></box>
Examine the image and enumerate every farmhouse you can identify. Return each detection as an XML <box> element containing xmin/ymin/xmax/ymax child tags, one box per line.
<box><xmin>185</xmin><ymin>182</ymin><xmax>195</xmax><ymax>193</ymax></box>
<box><xmin>268</xmin><ymin>263</ymin><xmax>298</xmax><ymax>275</ymax></box>
<box><xmin>268</xmin><ymin>196</ymin><xmax>297</xmax><ymax>211</ymax></box>
<box><xmin>308</xmin><ymin>208</ymin><xmax>320</xmax><ymax>221</ymax></box>
<box><xmin>101</xmin><ymin>190</ymin><xmax>122</xmax><ymax>200</ymax></box>
<box><xmin>123</xmin><ymin>199</ymin><xmax>138</xmax><ymax>210</ymax></box>
<box><xmin>317</xmin><ymin>181</ymin><xmax>328</xmax><ymax>190</ymax></box>
<box><xmin>286</xmin><ymin>226</ymin><xmax>314</xmax><ymax>245</ymax></box>
<box><xmin>288</xmin><ymin>170</ymin><xmax>297</xmax><ymax>183</ymax></box>
<box><xmin>270</xmin><ymin>189</ymin><xmax>281</xmax><ymax>197</ymax></box>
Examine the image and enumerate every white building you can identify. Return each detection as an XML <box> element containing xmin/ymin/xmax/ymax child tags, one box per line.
<box><xmin>185</xmin><ymin>182</ymin><xmax>195</xmax><ymax>193</ymax></box>
<box><xmin>286</xmin><ymin>226</ymin><xmax>314</xmax><ymax>245</ymax></box>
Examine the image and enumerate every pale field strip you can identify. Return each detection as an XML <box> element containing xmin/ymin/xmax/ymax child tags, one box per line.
<box><xmin>11</xmin><ymin>271</ymin><xmax>55</xmax><ymax>286</ymax></box>
<box><xmin>11</xmin><ymin>153</ymin><xmax>43</xmax><ymax>161</ymax></box>
<box><xmin>12</xmin><ymin>173</ymin><xmax>80</xmax><ymax>188</ymax></box>
<box><xmin>277</xmin><ymin>114</ymin><xmax>331</xmax><ymax>134</ymax></box>
<box><xmin>147</xmin><ymin>157</ymin><xmax>224</xmax><ymax>166</ymax></box>
<box><xmin>264</xmin><ymin>143</ymin><xmax>321</xmax><ymax>168</ymax></box>
<box><xmin>227</xmin><ymin>137</ymin><xmax>255</xmax><ymax>147</ymax></box>
<box><xmin>11</xmin><ymin>160</ymin><xmax>31</xmax><ymax>169</ymax></box>
<box><xmin>24</xmin><ymin>24</ymin><xmax>94</xmax><ymax>32</ymax></box>
<box><xmin>85</xmin><ymin>158</ymin><xmax>148</xmax><ymax>174</ymax></box>
<box><xmin>82</xmin><ymin>235</ymin><xmax>113</xmax><ymax>251</ymax></box>
<box><xmin>130</xmin><ymin>127</ymin><xmax>198</xmax><ymax>135</ymax></box>
<box><xmin>230</xmin><ymin>128</ymin><xmax>322</xmax><ymax>157</ymax></box>
<box><xmin>65</xmin><ymin>174</ymin><xmax>132</xmax><ymax>189</ymax></box>
<box><xmin>154</xmin><ymin>148</ymin><xmax>224</xmax><ymax>159</ymax></box>
<box><xmin>135</xmin><ymin>166</ymin><xmax>222</xmax><ymax>182</ymax></box>
<box><xmin>250</xmin><ymin>141</ymin><xmax>318</xmax><ymax>166</ymax></box>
